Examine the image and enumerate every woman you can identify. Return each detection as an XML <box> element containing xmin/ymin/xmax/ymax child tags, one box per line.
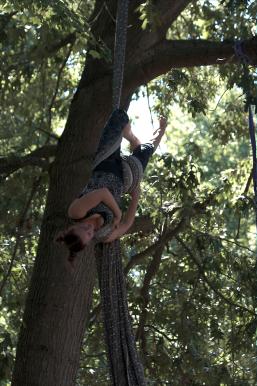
<box><xmin>57</xmin><ymin>109</ymin><xmax>167</xmax><ymax>260</ymax></box>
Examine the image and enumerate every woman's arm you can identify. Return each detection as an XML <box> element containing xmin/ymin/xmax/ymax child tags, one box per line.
<box><xmin>149</xmin><ymin>117</ymin><xmax>167</xmax><ymax>152</ymax></box>
<box><xmin>68</xmin><ymin>188</ymin><xmax>121</xmax><ymax>224</ymax></box>
<box><xmin>104</xmin><ymin>187</ymin><xmax>140</xmax><ymax>242</ymax></box>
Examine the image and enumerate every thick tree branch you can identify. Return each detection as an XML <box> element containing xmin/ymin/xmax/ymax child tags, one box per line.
<box><xmin>0</xmin><ymin>144</ymin><xmax>56</xmax><ymax>176</ymax></box>
<box><xmin>126</xmin><ymin>0</ymin><xmax>193</xmax><ymax>62</ymax></box>
<box><xmin>126</xmin><ymin>37</ymin><xmax>257</xmax><ymax>90</ymax></box>
<box><xmin>236</xmin><ymin>171</ymin><xmax>253</xmax><ymax>239</ymax></box>
<box><xmin>79</xmin><ymin>0</ymin><xmax>193</xmax><ymax>89</ymax></box>
<box><xmin>144</xmin><ymin>324</ymin><xmax>177</xmax><ymax>343</ymax></box>
<box><xmin>127</xmin><ymin>214</ymin><xmax>154</xmax><ymax>235</ymax></box>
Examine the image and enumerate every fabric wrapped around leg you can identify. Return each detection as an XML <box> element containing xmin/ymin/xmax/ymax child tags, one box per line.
<box><xmin>93</xmin><ymin>109</ymin><xmax>129</xmax><ymax>169</ymax></box>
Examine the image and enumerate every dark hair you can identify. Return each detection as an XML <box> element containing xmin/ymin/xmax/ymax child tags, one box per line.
<box><xmin>56</xmin><ymin>229</ymin><xmax>86</xmax><ymax>262</ymax></box>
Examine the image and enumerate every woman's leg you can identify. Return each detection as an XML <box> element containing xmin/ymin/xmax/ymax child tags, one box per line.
<box><xmin>123</xmin><ymin>117</ymin><xmax>167</xmax><ymax>153</ymax></box>
<box><xmin>123</xmin><ymin>122</ymin><xmax>142</xmax><ymax>151</ymax></box>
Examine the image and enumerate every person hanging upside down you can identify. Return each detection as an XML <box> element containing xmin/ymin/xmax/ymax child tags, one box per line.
<box><xmin>56</xmin><ymin>109</ymin><xmax>167</xmax><ymax>261</ymax></box>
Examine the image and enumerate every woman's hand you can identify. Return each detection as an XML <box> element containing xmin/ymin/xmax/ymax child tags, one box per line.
<box><xmin>104</xmin><ymin>187</ymin><xmax>142</xmax><ymax>243</ymax></box>
<box><xmin>159</xmin><ymin>116</ymin><xmax>167</xmax><ymax>132</ymax></box>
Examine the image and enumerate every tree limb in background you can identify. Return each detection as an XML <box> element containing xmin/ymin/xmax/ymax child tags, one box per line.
<box><xmin>5</xmin><ymin>33</ymin><xmax>77</xmax><ymax>73</ymax></box>
<box><xmin>136</xmin><ymin>244</ymin><xmax>165</xmax><ymax>356</ymax></box>
<box><xmin>124</xmin><ymin>217</ymin><xmax>186</xmax><ymax>275</ymax></box>
<box><xmin>47</xmin><ymin>42</ymin><xmax>75</xmax><ymax>133</ymax></box>
<box><xmin>127</xmin><ymin>215</ymin><xmax>155</xmax><ymax>236</ymax></box>
<box><xmin>176</xmin><ymin>236</ymin><xmax>255</xmax><ymax>316</ymax></box>
<box><xmin>124</xmin><ymin>195</ymin><xmax>214</xmax><ymax>275</ymax></box>
<box><xmin>0</xmin><ymin>144</ymin><xmax>56</xmax><ymax>177</ymax></box>
<box><xmin>0</xmin><ymin>175</ymin><xmax>42</xmax><ymax>297</ymax></box>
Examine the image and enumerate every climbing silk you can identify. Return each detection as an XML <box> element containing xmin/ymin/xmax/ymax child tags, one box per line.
<box><xmin>93</xmin><ymin>0</ymin><xmax>147</xmax><ymax>384</ymax></box>
<box><xmin>112</xmin><ymin>0</ymin><xmax>130</xmax><ymax>110</ymax></box>
<box><xmin>91</xmin><ymin>110</ymin><xmax>146</xmax><ymax>385</ymax></box>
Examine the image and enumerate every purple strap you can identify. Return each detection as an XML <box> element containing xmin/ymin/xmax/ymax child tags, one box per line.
<box><xmin>248</xmin><ymin>106</ymin><xmax>257</xmax><ymax>204</ymax></box>
<box><xmin>234</xmin><ymin>42</ymin><xmax>257</xmax><ymax>224</ymax></box>
<box><xmin>234</xmin><ymin>41</ymin><xmax>252</xmax><ymax>65</ymax></box>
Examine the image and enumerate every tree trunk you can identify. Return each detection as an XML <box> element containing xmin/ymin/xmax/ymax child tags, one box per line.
<box><xmin>12</xmin><ymin>243</ymin><xmax>96</xmax><ymax>386</ymax></box>
<box><xmin>12</xmin><ymin>77</ymin><xmax>113</xmax><ymax>385</ymax></box>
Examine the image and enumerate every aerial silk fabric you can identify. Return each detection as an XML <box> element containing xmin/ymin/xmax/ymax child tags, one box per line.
<box><xmin>93</xmin><ymin>109</ymin><xmax>129</xmax><ymax>169</ymax></box>
<box><xmin>96</xmin><ymin>242</ymin><xmax>146</xmax><ymax>386</ymax></box>
<box><xmin>93</xmin><ymin>109</ymin><xmax>146</xmax><ymax>385</ymax></box>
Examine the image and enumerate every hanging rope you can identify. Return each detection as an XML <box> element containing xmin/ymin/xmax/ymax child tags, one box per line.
<box><xmin>112</xmin><ymin>0</ymin><xmax>130</xmax><ymax>109</ymax></box>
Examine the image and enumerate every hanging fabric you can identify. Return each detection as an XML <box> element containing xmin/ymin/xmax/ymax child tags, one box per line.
<box><xmin>94</xmin><ymin>0</ymin><xmax>147</xmax><ymax>384</ymax></box>
<box><xmin>112</xmin><ymin>0</ymin><xmax>130</xmax><ymax>110</ymax></box>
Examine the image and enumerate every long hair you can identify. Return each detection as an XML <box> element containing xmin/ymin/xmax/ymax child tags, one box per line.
<box><xmin>56</xmin><ymin>229</ymin><xmax>86</xmax><ymax>262</ymax></box>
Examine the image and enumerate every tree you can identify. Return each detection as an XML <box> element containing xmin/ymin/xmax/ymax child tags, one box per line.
<box><xmin>0</xmin><ymin>0</ymin><xmax>256</xmax><ymax>385</ymax></box>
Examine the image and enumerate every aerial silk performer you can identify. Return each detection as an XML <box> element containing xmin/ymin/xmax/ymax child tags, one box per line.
<box><xmin>57</xmin><ymin>109</ymin><xmax>167</xmax><ymax>385</ymax></box>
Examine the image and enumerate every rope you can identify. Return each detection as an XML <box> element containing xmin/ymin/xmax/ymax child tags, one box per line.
<box><xmin>112</xmin><ymin>0</ymin><xmax>130</xmax><ymax>109</ymax></box>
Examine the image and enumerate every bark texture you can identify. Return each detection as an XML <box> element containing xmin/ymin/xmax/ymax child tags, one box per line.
<box><xmin>12</xmin><ymin>77</ymin><xmax>112</xmax><ymax>386</ymax></box>
<box><xmin>12</xmin><ymin>0</ymin><xmax>257</xmax><ymax>385</ymax></box>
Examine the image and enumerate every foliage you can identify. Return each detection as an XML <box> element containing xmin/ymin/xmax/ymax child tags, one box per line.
<box><xmin>0</xmin><ymin>0</ymin><xmax>257</xmax><ymax>385</ymax></box>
